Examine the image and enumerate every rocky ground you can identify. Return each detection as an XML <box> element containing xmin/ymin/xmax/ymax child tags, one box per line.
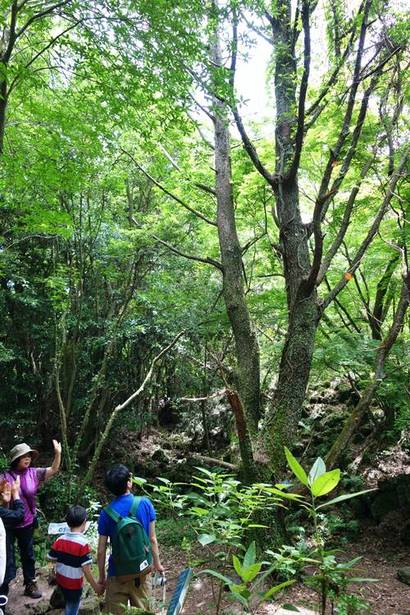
<box><xmin>6</xmin><ymin>380</ymin><xmax>410</xmax><ymax>614</ymax></box>
<box><xmin>6</xmin><ymin>525</ymin><xmax>409</xmax><ymax>615</ymax></box>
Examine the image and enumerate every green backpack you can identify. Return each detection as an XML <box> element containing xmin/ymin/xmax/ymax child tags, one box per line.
<box><xmin>104</xmin><ymin>496</ymin><xmax>152</xmax><ymax>582</ymax></box>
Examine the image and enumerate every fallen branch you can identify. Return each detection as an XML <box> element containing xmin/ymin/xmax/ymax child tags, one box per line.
<box><xmin>188</xmin><ymin>453</ymin><xmax>237</xmax><ymax>471</ymax></box>
<box><xmin>178</xmin><ymin>389</ymin><xmax>226</xmax><ymax>403</ymax></box>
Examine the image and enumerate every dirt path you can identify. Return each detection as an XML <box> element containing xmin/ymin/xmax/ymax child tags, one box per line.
<box><xmin>161</xmin><ymin>530</ymin><xmax>410</xmax><ymax>614</ymax></box>
<box><xmin>5</xmin><ymin>531</ymin><xmax>410</xmax><ymax>614</ymax></box>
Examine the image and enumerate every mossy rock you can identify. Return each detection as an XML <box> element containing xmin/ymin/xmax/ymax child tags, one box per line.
<box><xmin>397</xmin><ymin>566</ymin><xmax>410</xmax><ymax>586</ymax></box>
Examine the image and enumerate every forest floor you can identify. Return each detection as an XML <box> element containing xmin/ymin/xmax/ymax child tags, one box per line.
<box><xmin>156</xmin><ymin>527</ymin><xmax>410</xmax><ymax>615</ymax></box>
<box><xmin>6</xmin><ymin>524</ymin><xmax>410</xmax><ymax>614</ymax></box>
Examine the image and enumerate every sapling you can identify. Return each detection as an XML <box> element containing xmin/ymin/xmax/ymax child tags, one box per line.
<box><xmin>265</xmin><ymin>448</ymin><xmax>376</xmax><ymax>614</ymax></box>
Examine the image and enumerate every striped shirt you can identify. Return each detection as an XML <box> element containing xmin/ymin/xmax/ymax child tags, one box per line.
<box><xmin>48</xmin><ymin>532</ymin><xmax>92</xmax><ymax>591</ymax></box>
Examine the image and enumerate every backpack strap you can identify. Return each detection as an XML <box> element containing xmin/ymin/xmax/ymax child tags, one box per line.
<box><xmin>129</xmin><ymin>496</ymin><xmax>142</xmax><ymax>518</ymax></box>
<box><xmin>104</xmin><ymin>505</ymin><xmax>121</xmax><ymax>524</ymax></box>
<box><xmin>104</xmin><ymin>496</ymin><xmax>142</xmax><ymax>523</ymax></box>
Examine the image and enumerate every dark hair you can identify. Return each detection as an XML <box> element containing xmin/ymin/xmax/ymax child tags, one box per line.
<box><xmin>66</xmin><ymin>505</ymin><xmax>87</xmax><ymax>529</ymax></box>
<box><xmin>10</xmin><ymin>452</ymin><xmax>33</xmax><ymax>471</ymax></box>
<box><xmin>105</xmin><ymin>464</ymin><xmax>131</xmax><ymax>496</ymax></box>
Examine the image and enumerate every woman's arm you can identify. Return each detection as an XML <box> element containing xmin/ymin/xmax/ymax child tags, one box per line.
<box><xmin>44</xmin><ymin>440</ymin><xmax>61</xmax><ymax>481</ymax></box>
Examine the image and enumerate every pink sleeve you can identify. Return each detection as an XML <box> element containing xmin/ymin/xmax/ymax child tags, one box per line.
<box><xmin>35</xmin><ymin>468</ymin><xmax>47</xmax><ymax>484</ymax></box>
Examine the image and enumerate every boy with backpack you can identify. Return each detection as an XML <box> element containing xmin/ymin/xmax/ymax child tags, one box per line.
<box><xmin>48</xmin><ymin>505</ymin><xmax>103</xmax><ymax>615</ymax></box>
<box><xmin>97</xmin><ymin>464</ymin><xmax>164</xmax><ymax>614</ymax></box>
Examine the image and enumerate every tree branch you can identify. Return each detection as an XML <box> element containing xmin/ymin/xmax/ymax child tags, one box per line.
<box><xmin>122</xmin><ymin>149</ymin><xmax>217</xmax><ymax>227</ymax></box>
<box><xmin>8</xmin><ymin>20</ymin><xmax>81</xmax><ymax>96</ymax></box>
<box><xmin>157</xmin><ymin>143</ymin><xmax>216</xmax><ymax>196</ymax></box>
<box><xmin>81</xmin><ymin>330</ymin><xmax>185</xmax><ymax>486</ymax></box>
<box><xmin>326</xmin><ymin>271</ymin><xmax>410</xmax><ymax>469</ymax></box>
<box><xmin>287</xmin><ymin>0</ymin><xmax>311</xmax><ymax>181</ymax></box>
<box><xmin>321</xmin><ymin>147</ymin><xmax>410</xmax><ymax>311</ymax></box>
<box><xmin>316</xmin><ymin>0</ymin><xmax>371</xmax><ymax>206</ymax></box>
<box><xmin>152</xmin><ymin>232</ymin><xmax>223</xmax><ymax>271</ymax></box>
<box><xmin>16</xmin><ymin>0</ymin><xmax>72</xmax><ymax>40</ymax></box>
<box><xmin>317</xmin><ymin>149</ymin><xmax>377</xmax><ymax>284</ymax></box>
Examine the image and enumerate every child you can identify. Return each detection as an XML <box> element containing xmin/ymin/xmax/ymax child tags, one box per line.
<box><xmin>97</xmin><ymin>464</ymin><xmax>164</xmax><ymax>614</ymax></box>
<box><xmin>0</xmin><ymin>477</ymin><xmax>24</xmax><ymax>598</ymax></box>
<box><xmin>48</xmin><ymin>505</ymin><xmax>103</xmax><ymax>615</ymax></box>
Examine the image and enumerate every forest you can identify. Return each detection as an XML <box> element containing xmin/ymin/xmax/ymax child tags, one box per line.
<box><xmin>0</xmin><ymin>0</ymin><xmax>409</xmax><ymax>613</ymax></box>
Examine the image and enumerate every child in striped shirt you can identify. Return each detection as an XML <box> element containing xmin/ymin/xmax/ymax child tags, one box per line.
<box><xmin>48</xmin><ymin>505</ymin><xmax>103</xmax><ymax>615</ymax></box>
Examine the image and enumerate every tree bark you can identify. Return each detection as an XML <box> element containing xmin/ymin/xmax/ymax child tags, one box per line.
<box><xmin>212</xmin><ymin>18</ymin><xmax>261</xmax><ymax>437</ymax></box>
<box><xmin>262</xmin><ymin>0</ymin><xmax>319</xmax><ymax>474</ymax></box>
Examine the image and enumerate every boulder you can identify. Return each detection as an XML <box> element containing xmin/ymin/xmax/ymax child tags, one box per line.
<box><xmin>397</xmin><ymin>566</ymin><xmax>410</xmax><ymax>586</ymax></box>
<box><xmin>370</xmin><ymin>475</ymin><xmax>410</xmax><ymax>522</ymax></box>
<box><xmin>151</xmin><ymin>448</ymin><xmax>170</xmax><ymax>465</ymax></box>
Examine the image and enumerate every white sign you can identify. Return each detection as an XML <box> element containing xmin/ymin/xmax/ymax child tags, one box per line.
<box><xmin>48</xmin><ymin>522</ymin><xmax>91</xmax><ymax>535</ymax></box>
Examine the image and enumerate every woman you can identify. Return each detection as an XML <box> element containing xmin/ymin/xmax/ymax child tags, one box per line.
<box><xmin>1</xmin><ymin>440</ymin><xmax>61</xmax><ymax>599</ymax></box>
<box><xmin>0</xmin><ymin>477</ymin><xmax>24</xmax><ymax>600</ymax></box>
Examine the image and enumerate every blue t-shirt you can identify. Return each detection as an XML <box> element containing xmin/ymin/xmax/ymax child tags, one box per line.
<box><xmin>98</xmin><ymin>493</ymin><xmax>156</xmax><ymax>577</ymax></box>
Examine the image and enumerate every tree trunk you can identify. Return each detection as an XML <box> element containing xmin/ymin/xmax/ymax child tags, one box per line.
<box><xmin>263</xmin><ymin>0</ymin><xmax>319</xmax><ymax>474</ymax></box>
<box><xmin>0</xmin><ymin>77</ymin><xmax>8</xmax><ymax>155</ymax></box>
<box><xmin>212</xmin><ymin>24</ymin><xmax>261</xmax><ymax>437</ymax></box>
<box><xmin>265</xmin><ymin>287</ymin><xmax>319</xmax><ymax>474</ymax></box>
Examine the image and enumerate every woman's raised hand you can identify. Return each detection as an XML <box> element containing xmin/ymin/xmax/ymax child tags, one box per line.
<box><xmin>52</xmin><ymin>440</ymin><xmax>62</xmax><ymax>455</ymax></box>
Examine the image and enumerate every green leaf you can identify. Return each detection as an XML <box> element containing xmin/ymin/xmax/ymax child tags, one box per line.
<box><xmin>284</xmin><ymin>447</ymin><xmax>308</xmax><ymax>486</ymax></box>
<box><xmin>243</xmin><ymin>541</ymin><xmax>256</xmax><ymax>568</ymax></box>
<box><xmin>132</xmin><ymin>476</ymin><xmax>147</xmax><ymax>486</ymax></box>
<box><xmin>316</xmin><ymin>488</ymin><xmax>377</xmax><ymax>509</ymax></box>
<box><xmin>263</xmin><ymin>579</ymin><xmax>295</xmax><ymax>599</ymax></box>
<box><xmin>191</xmin><ymin>507</ymin><xmax>209</xmax><ymax>516</ymax></box>
<box><xmin>241</xmin><ymin>562</ymin><xmax>262</xmax><ymax>583</ymax></box>
<box><xmin>233</xmin><ymin>555</ymin><xmax>242</xmax><ymax>577</ymax></box>
<box><xmin>282</xmin><ymin>605</ymin><xmax>300</xmax><ymax>612</ymax></box>
<box><xmin>230</xmin><ymin>583</ymin><xmax>250</xmax><ymax>598</ymax></box>
<box><xmin>350</xmin><ymin>577</ymin><xmax>378</xmax><ymax>583</ymax></box>
<box><xmin>198</xmin><ymin>534</ymin><xmax>216</xmax><ymax>546</ymax></box>
<box><xmin>264</xmin><ymin>487</ymin><xmax>305</xmax><ymax>501</ymax></box>
<box><xmin>199</xmin><ymin>569</ymin><xmax>232</xmax><ymax>585</ymax></box>
<box><xmin>311</xmin><ymin>469</ymin><xmax>341</xmax><ymax>497</ymax></box>
<box><xmin>308</xmin><ymin>457</ymin><xmax>326</xmax><ymax>486</ymax></box>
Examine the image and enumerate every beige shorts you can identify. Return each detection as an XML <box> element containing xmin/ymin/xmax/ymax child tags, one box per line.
<box><xmin>103</xmin><ymin>574</ymin><xmax>150</xmax><ymax>614</ymax></box>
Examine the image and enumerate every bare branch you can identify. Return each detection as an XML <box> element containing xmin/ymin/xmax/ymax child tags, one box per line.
<box><xmin>321</xmin><ymin>147</ymin><xmax>410</xmax><ymax>311</ymax></box>
<box><xmin>188</xmin><ymin>92</ymin><xmax>215</xmax><ymax>122</ymax></box>
<box><xmin>8</xmin><ymin>20</ymin><xmax>81</xmax><ymax>95</ymax></box>
<box><xmin>233</xmin><ymin>108</ymin><xmax>279</xmax><ymax>187</ymax></box>
<box><xmin>116</xmin><ymin>330</ymin><xmax>186</xmax><ymax>412</ymax></box>
<box><xmin>316</xmin><ymin>0</ymin><xmax>371</xmax><ymax>209</ymax></box>
<box><xmin>122</xmin><ymin>149</ymin><xmax>217</xmax><ymax>227</ymax></box>
<box><xmin>157</xmin><ymin>143</ymin><xmax>216</xmax><ymax>197</ymax></box>
<box><xmin>305</xmin><ymin>0</ymin><xmax>365</xmax><ymax>122</ymax></box>
<box><xmin>16</xmin><ymin>0</ymin><xmax>72</xmax><ymax>40</ymax></box>
<box><xmin>287</xmin><ymin>0</ymin><xmax>311</xmax><ymax>181</ymax></box>
<box><xmin>228</xmin><ymin>8</ymin><xmax>277</xmax><ymax>187</ymax></box>
<box><xmin>152</xmin><ymin>233</ymin><xmax>223</xmax><ymax>271</ymax></box>
<box><xmin>2</xmin><ymin>1</ymin><xmax>19</xmax><ymax>63</ymax></box>
<box><xmin>178</xmin><ymin>389</ymin><xmax>226</xmax><ymax>402</ymax></box>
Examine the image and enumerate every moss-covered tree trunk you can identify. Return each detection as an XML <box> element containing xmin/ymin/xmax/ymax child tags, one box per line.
<box><xmin>262</xmin><ymin>0</ymin><xmax>319</xmax><ymax>475</ymax></box>
<box><xmin>212</xmin><ymin>20</ymin><xmax>261</xmax><ymax>445</ymax></box>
